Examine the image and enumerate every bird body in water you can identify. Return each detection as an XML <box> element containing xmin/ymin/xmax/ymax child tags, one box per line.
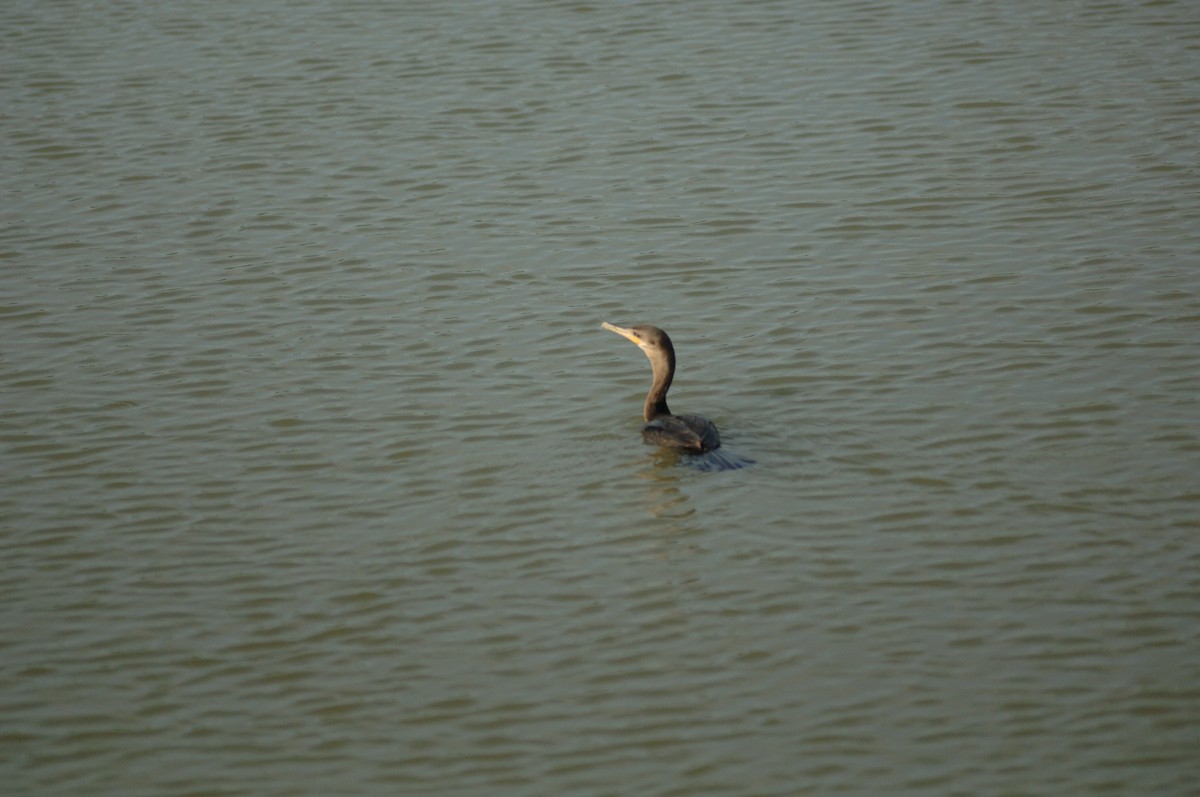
<box><xmin>602</xmin><ymin>322</ymin><xmax>721</xmax><ymax>453</ymax></box>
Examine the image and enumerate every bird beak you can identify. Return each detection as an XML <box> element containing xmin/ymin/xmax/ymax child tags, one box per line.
<box><xmin>601</xmin><ymin>322</ymin><xmax>642</xmax><ymax>346</ymax></box>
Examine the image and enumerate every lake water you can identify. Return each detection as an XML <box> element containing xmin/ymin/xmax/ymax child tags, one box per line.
<box><xmin>3</xmin><ymin>1</ymin><xmax>1198</xmax><ymax>794</ymax></box>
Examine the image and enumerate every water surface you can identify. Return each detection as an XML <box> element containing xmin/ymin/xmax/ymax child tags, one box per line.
<box><xmin>3</xmin><ymin>1</ymin><xmax>1198</xmax><ymax>794</ymax></box>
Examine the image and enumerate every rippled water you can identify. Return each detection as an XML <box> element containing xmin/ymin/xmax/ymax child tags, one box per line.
<box><xmin>3</xmin><ymin>0</ymin><xmax>1199</xmax><ymax>794</ymax></box>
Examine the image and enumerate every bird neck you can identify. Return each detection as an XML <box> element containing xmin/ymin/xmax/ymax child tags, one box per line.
<box><xmin>643</xmin><ymin>347</ymin><xmax>675</xmax><ymax>421</ymax></box>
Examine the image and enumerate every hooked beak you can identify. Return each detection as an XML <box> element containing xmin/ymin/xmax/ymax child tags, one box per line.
<box><xmin>601</xmin><ymin>322</ymin><xmax>643</xmax><ymax>347</ymax></box>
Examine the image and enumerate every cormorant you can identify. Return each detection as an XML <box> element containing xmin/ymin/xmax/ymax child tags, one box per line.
<box><xmin>601</xmin><ymin>322</ymin><xmax>721</xmax><ymax>453</ymax></box>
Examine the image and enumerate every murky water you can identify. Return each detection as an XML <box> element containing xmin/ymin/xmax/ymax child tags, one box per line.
<box><xmin>3</xmin><ymin>1</ymin><xmax>1198</xmax><ymax>794</ymax></box>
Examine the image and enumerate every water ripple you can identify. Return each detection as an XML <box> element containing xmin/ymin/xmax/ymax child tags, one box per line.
<box><xmin>4</xmin><ymin>0</ymin><xmax>1199</xmax><ymax>795</ymax></box>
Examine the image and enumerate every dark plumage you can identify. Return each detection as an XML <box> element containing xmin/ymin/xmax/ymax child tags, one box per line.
<box><xmin>601</xmin><ymin>322</ymin><xmax>721</xmax><ymax>453</ymax></box>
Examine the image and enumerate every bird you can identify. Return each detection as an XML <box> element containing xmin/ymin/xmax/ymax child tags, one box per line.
<box><xmin>601</xmin><ymin>322</ymin><xmax>721</xmax><ymax>453</ymax></box>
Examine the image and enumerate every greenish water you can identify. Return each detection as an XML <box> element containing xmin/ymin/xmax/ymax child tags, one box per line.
<box><xmin>3</xmin><ymin>1</ymin><xmax>1198</xmax><ymax>794</ymax></box>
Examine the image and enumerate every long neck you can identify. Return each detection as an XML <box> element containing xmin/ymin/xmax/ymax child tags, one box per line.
<box><xmin>643</xmin><ymin>346</ymin><xmax>675</xmax><ymax>421</ymax></box>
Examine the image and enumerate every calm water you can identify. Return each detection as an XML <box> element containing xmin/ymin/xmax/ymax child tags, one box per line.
<box><xmin>3</xmin><ymin>0</ymin><xmax>1199</xmax><ymax>794</ymax></box>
